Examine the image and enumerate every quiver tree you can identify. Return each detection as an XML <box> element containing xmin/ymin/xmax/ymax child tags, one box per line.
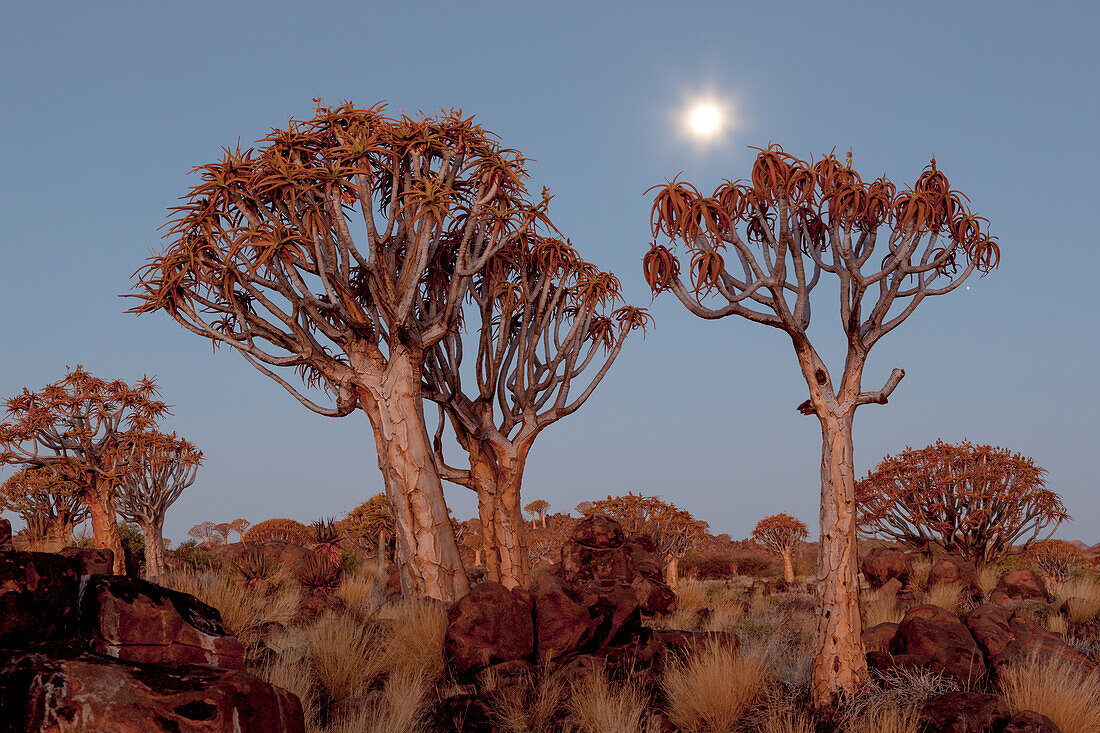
<box><xmin>115</xmin><ymin>432</ymin><xmax>202</xmax><ymax>577</ymax></box>
<box><xmin>644</xmin><ymin>147</ymin><xmax>1000</xmax><ymax>705</ymax></box>
<box><xmin>339</xmin><ymin>493</ymin><xmax>395</xmax><ymax>572</ymax></box>
<box><xmin>525</xmin><ymin>499</ymin><xmax>550</xmax><ymax>528</ymax></box>
<box><xmin>586</xmin><ymin>493</ymin><xmax>708</xmax><ymax>587</ymax></box>
<box><xmin>0</xmin><ymin>366</ymin><xmax>169</xmax><ymax>573</ymax></box>
<box><xmin>752</xmin><ymin>512</ymin><xmax>809</xmax><ymax>584</ymax></box>
<box><xmin>244</xmin><ymin>517</ymin><xmax>310</xmax><ymax>544</ymax></box>
<box><xmin>129</xmin><ymin>101</ymin><xmax>559</xmax><ymax>601</ymax></box>
<box><xmin>424</xmin><ymin>234</ymin><xmax>651</xmax><ymax>589</ymax></box>
<box><xmin>856</xmin><ymin>441</ymin><xmax>1067</xmax><ymax>565</ymax></box>
<box><xmin>1026</xmin><ymin>540</ymin><xmax>1084</xmax><ymax>583</ymax></box>
<box><xmin>188</xmin><ymin>521</ymin><xmax>219</xmax><ymax>546</ymax></box>
<box><xmin>0</xmin><ymin>466</ymin><xmax>88</xmax><ymax>547</ymax></box>
<box><xmin>228</xmin><ymin>517</ymin><xmax>251</xmax><ymax>542</ymax></box>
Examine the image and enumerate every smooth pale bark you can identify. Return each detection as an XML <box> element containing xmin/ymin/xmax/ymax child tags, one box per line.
<box><xmin>138</xmin><ymin>519</ymin><xmax>167</xmax><ymax>579</ymax></box>
<box><xmin>469</xmin><ymin>444</ymin><xmax>531</xmax><ymax>590</ymax></box>
<box><xmin>85</xmin><ymin>480</ymin><xmax>125</xmax><ymax>574</ymax></box>
<box><xmin>376</xmin><ymin>529</ymin><xmax>387</xmax><ymax>574</ymax></box>
<box><xmin>811</xmin><ymin>412</ymin><xmax>868</xmax><ymax>706</ymax></box>
<box><xmin>361</xmin><ymin>350</ymin><xmax>468</xmax><ymax>601</ymax></box>
<box><xmin>781</xmin><ymin>549</ymin><xmax>796</xmax><ymax>584</ymax></box>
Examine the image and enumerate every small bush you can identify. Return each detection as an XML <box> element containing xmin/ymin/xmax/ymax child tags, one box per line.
<box><xmin>244</xmin><ymin>517</ymin><xmax>310</xmax><ymax>544</ymax></box>
<box><xmin>171</xmin><ymin>539</ymin><xmax>223</xmax><ymax>572</ymax></box>
<box><xmin>662</xmin><ymin>641</ymin><xmax>770</xmax><ymax>731</ymax></box>
<box><xmin>999</xmin><ymin>653</ymin><xmax>1100</xmax><ymax>733</ymax></box>
<box><xmin>567</xmin><ymin>669</ymin><xmax>647</xmax><ymax>733</ymax></box>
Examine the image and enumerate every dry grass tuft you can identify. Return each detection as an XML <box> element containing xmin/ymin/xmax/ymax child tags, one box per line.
<box><xmin>327</xmin><ymin>671</ymin><xmax>429</xmax><ymax>733</ymax></box>
<box><xmin>488</xmin><ymin>666</ymin><xmax>567</xmax><ymax>733</ymax></box>
<box><xmin>674</xmin><ymin>578</ymin><xmax>708</xmax><ymax>616</ymax></box>
<box><xmin>162</xmin><ymin>568</ymin><xmax>298</xmax><ymax>649</ymax></box>
<box><xmin>336</xmin><ymin>573</ymin><xmax>384</xmax><ymax>618</ymax></box>
<box><xmin>567</xmin><ymin>670</ymin><xmax>647</xmax><ymax>733</ymax></box>
<box><xmin>1047</xmin><ymin>613</ymin><xmax>1069</xmax><ymax>635</ymax></box>
<box><xmin>907</xmin><ymin>559</ymin><xmax>931</xmax><ymax>592</ymax></box>
<box><xmin>1053</xmin><ymin>577</ymin><xmax>1100</xmax><ymax>623</ymax></box>
<box><xmin>999</xmin><ymin>653</ymin><xmax>1100</xmax><ymax>733</ymax></box>
<box><xmin>378</xmin><ymin>598</ymin><xmax>448</xmax><ymax>681</ymax></box>
<box><xmin>258</xmin><ymin>653</ymin><xmax>319</xmax><ymax>730</ymax></box>
<box><xmin>301</xmin><ymin>612</ymin><xmax>386</xmax><ymax>704</ymax></box>
<box><xmin>843</xmin><ymin>704</ymin><xmax>922</xmax><ymax>733</ymax></box>
<box><xmin>975</xmin><ymin>565</ymin><xmax>1000</xmax><ymax>596</ymax></box>
<box><xmin>925</xmin><ymin>583</ymin><xmax>962</xmax><ymax>613</ymax></box>
<box><xmin>755</xmin><ymin>707</ymin><xmax>815</xmax><ymax>733</ymax></box>
<box><xmin>863</xmin><ymin>587</ymin><xmax>904</xmax><ymax>626</ymax></box>
<box><xmin>662</xmin><ymin>642</ymin><xmax>771</xmax><ymax>732</ymax></box>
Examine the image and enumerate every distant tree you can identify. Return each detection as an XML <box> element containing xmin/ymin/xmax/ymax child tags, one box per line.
<box><xmin>129</xmin><ymin>102</ymin><xmax>558</xmax><ymax>601</ymax></box>
<box><xmin>0</xmin><ymin>367</ymin><xmax>170</xmax><ymax>573</ymax></box>
<box><xmin>188</xmin><ymin>521</ymin><xmax>219</xmax><ymax>546</ymax></box>
<box><xmin>424</xmin><ymin>233</ymin><xmax>649</xmax><ymax>590</ymax></box>
<box><xmin>244</xmin><ymin>517</ymin><xmax>310</xmax><ymax>545</ymax></box>
<box><xmin>856</xmin><ymin>440</ymin><xmax>1068</xmax><ymax>565</ymax></box>
<box><xmin>1026</xmin><ymin>540</ymin><xmax>1085</xmax><ymax>583</ymax></box>
<box><xmin>339</xmin><ymin>494</ymin><xmax>394</xmax><ymax>573</ymax></box>
<box><xmin>644</xmin><ymin>147</ymin><xmax>1001</xmax><ymax>705</ymax></box>
<box><xmin>228</xmin><ymin>518</ymin><xmax>251</xmax><ymax>543</ymax></box>
<box><xmin>525</xmin><ymin>499</ymin><xmax>550</xmax><ymax>529</ymax></box>
<box><xmin>586</xmin><ymin>493</ymin><xmax>708</xmax><ymax>587</ymax></box>
<box><xmin>0</xmin><ymin>466</ymin><xmax>88</xmax><ymax>546</ymax></box>
<box><xmin>752</xmin><ymin>513</ymin><xmax>809</xmax><ymax>583</ymax></box>
<box><xmin>575</xmin><ymin>501</ymin><xmax>594</xmax><ymax>517</ymax></box>
<box><xmin>115</xmin><ymin>432</ymin><xmax>202</xmax><ymax>577</ymax></box>
<box><xmin>213</xmin><ymin>522</ymin><xmax>233</xmax><ymax>544</ymax></box>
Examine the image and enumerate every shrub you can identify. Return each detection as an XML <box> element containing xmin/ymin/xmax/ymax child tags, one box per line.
<box><xmin>170</xmin><ymin>539</ymin><xmax>223</xmax><ymax>572</ymax></box>
<box><xmin>244</xmin><ymin>517</ymin><xmax>310</xmax><ymax>544</ymax></box>
<box><xmin>296</xmin><ymin>553</ymin><xmax>342</xmax><ymax>596</ymax></box>
<box><xmin>662</xmin><ymin>642</ymin><xmax>770</xmax><ymax>731</ymax></box>
<box><xmin>567</xmin><ymin>669</ymin><xmax>647</xmax><ymax>733</ymax></box>
<box><xmin>999</xmin><ymin>653</ymin><xmax>1100</xmax><ymax>733</ymax></box>
<box><xmin>681</xmin><ymin>550</ymin><xmax>738</xmax><ymax>580</ymax></box>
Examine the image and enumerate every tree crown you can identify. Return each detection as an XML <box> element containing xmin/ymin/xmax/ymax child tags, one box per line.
<box><xmin>752</xmin><ymin>512</ymin><xmax>809</xmax><ymax>552</ymax></box>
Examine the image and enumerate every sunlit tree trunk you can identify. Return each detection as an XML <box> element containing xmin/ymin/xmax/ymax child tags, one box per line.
<box><xmin>781</xmin><ymin>549</ymin><xmax>796</xmax><ymax>584</ymax></box>
<box><xmin>470</xmin><ymin>445</ymin><xmax>531</xmax><ymax>590</ymax></box>
<box><xmin>362</xmin><ymin>350</ymin><xmax>468</xmax><ymax>601</ymax></box>
<box><xmin>85</xmin><ymin>481</ymin><xmax>125</xmax><ymax>574</ymax></box>
<box><xmin>376</xmin><ymin>529</ymin><xmax>387</xmax><ymax>574</ymax></box>
<box><xmin>811</xmin><ymin>411</ymin><xmax>868</xmax><ymax>706</ymax></box>
<box><xmin>139</xmin><ymin>519</ymin><xmax>167</xmax><ymax>579</ymax></box>
<box><xmin>665</xmin><ymin>556</ymin><xmax>680</xmax><ymax>589</ymax></box>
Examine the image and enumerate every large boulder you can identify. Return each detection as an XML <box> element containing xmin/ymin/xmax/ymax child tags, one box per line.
<box><xmin>861</xmin><ymin>547</ymin><xmax>911</xmax><ymax>588</ymax></box>
<box><xmin>0</xmin><ymin>551</ymin><xmax>81</xmax><ymax>648</ymax></box>
<box><xmin>1002</xmin><ymin>711</ymin><xmax>1062</xmax><ymax>732</ymax></box>
<box><xmin>995</xmin><ymin>569</ymin><xmax>1049</xmax><ymax>602</ymax></box>
<box><xmin>80</xmin><ymin>574</ymin><xmax>245</xmax><ymax>670</ymax></box>
<box><xmin>862</xmin><ymin>622</ymin><xmax>899</xmax><ymax>654</ymax></box>
<box><xmin>57</xmin><ymin>547</ymin><xmax>114</xmax><ymax>576</ymax></box>
<box><xmin>889</xmin><ymin>605</ymin><xmax>987</xmax><ymax>686</ymax></box>
<box><xmin>3</xmin><ymin>650</ymin><xmax>304</xmax><ymax>732</ymax></box>
<box><xmin>919</xmin><ymin>691</ymin><xmax>1011</xmax><ymax>732</ymax></box>
<box><xmin>529</xmin><ymin>571</ymin><xmax>597</xmax><ymax>660</ymax></box>
<box><xmin>445</xmin><ymin>582</ymin><xmax>534</xmax><ymax>675</ymax></box>
<box><xmin>928</xmin><ymin>553</ymin><xmax>978</xmax><ymax>591</ymax></box>
<box><xmin>963</xmin><ymin>604</ymin><xmax>1094</xmax><ymax>677</ymax></box>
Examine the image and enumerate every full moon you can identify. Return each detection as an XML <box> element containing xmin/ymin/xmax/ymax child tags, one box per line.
<box><xmin>689</xmin><ymin>104</ymin><xmax>722</xmax><ymax>137</ymax></box>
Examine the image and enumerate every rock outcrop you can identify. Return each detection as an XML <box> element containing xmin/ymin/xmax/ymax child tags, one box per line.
<box><xmin>861</xmin><ymin>547</ymin><xmax>911</xmax><ymax>588</ymax></box>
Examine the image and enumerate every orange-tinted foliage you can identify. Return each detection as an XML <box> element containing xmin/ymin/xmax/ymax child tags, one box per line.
<box><xmin>856</xmin><ymin>440</ymin><xmax>1068</xmax><ymax>564</ymax></box>
<box><xmin>586</xmin><ymin>493</ymin><xmax>708</xmax><ymax>559</ymax></box>
<box><xmin>751</xmin><ymin>512</ymin><xmax>808</xmax><ymax>554</ymax></box>
<box><xmin>1027</xmin><ymin>540</ymin><xmax>1086</xmax><ymax>582</ymax></box>
<box><xmin>244</xmin><ymin>517</ymin><xmax>310</xmax><ymax>545</ymax></box>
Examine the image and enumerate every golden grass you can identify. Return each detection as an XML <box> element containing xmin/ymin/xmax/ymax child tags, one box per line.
<box><xmin>908</xmin><ymin>559</ymin><xmax>931</xmax><ymax>592</ymax></box>
<box><xmin>976</xmin><ymin>565</ymin><xmax>1000</xmax><ymax>596</ymax></box>
<box><xmin>336</xmin><ymin>572</ymin><xmax>384</xmax><ymax>618</ymax></box>
<box><xmin>378</xmin><ymin>598</ymin><xmax>448</xmax><ymax>681</ymax></box>
<box><xmin>1047</xmin><ymin>613</ymin><xmax>1069</xmax><ymax>635</ymax></box>
<box><xmin>999</xmin><ymin>653</ymin><xmax>1100</xmax><ymax>733</ymax></box>
<box><xmin>863</xmin><ymin>587</ymin><xmax>904</xmax><ymax>626</ymax></box>
<box><xmin>162</xmin><ymin>568</ymin><xmax>299</xmax><ymax>648</ymax></box>
<box><xmin>755</xmin><ymin>708</ymin><xmax>815</xmax><ymax>733</ymax></box>
<box><xmin>925</xmin><ymin>583</ymin><xmax>962</xmax><ymax>613</ymax></box>
<box><xmin>1053</xmin><ymin>577</ymin><xmax>1100</xmax><ymax>623</ymax></box>
<box><xmin>843</xmin><ymin>704</ymin><xmax>921</xmax><ymax>733</ymax></box>
<box><xmin>662</xmin><ymin>642</ymin><xmax>771</xmax><ymax>732</ymax></box>
<box><xmin>258</xmin><ymin>653</ymin><xmax>318</xmax><ymax>730</ymax></box>
<box><xmin>301</xmin><ymin>612</ymin><xmax>387</xmax><ymax>704</ymax></box>
<box><xmin>567</xmin><ymin>670</ymin><xmax>647</xmax><ymax>733</ymax></box>
<box><xmin>327</xmin><ymin>671</ymin><xmax>429</xmax><ymax>733</ymax></box>
<box><xmin>674</xmin><ymin>578</ymin><xmax>708</xmax><ymax>616</ymax></box>
<box><xmin>488</xmin><ymin>666</ymin><xmax>567</xmax><ymax>733</ymax></box>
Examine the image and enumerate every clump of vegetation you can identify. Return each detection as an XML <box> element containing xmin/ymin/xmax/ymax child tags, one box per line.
<box><xmin>662</xmin><ymin>642</ymin><xmax>772</xmax><ymax>731</ymax></box>
<box><xmin>297</xmin><ymin>553</ymin><xmax>343</xmax><ymax>596</ymax></box>
<box><xmin>999</xmin><ymin>653</ymin><xmax>1100</xmax><ymax>733</ymax></box>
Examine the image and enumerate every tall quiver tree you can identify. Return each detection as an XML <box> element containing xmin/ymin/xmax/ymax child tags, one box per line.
<box><xmin>0</xmin><ymin>467</ymin><xmax>88</xmax><ymax>547</ymax></box>
<box><xmin>129</xmin><ymin>101</ymin><xmax>556</xmax><ymax>601</ymax></box>
<box><xmin>644</xmin><ymin>147</ymin><xmax>999</xmax><ymax>706</ymax></box>
<box><xmin>0</xmin><ymin>367</ymin><xmax>169</xmax><ymax>573</ymax></box>
<box><xmin>752</xmin><ymin>513</ymin><xmax>809</xmax><ymax>584</ymax></box>
<box><xmin>116</xmin><ymin>432</ymin><xmax>202</xmax><ymax>578</ymax></box>
<box><xmin>424</xmin><ymin>235</ymin><xmax>651</xmax><ymax>589</ymax></box>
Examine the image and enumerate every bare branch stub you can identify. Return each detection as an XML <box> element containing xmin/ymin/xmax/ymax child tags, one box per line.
<box><xmin>856</xmin><ymin>440</ymin><xmax>1068</xmax><ymax>565</ymax></box>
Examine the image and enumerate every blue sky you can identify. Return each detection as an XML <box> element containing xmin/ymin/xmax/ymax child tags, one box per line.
<box><xmin>2</xmin><ymin>1</ymin><xmax>1097</xmax><ymax>544</ymax></box>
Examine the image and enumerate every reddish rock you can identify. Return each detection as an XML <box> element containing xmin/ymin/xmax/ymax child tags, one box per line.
<box><xmin>920</xmin><ymin>691</ymin><xmax>1011</xmax><ymax>732</ymax></box>
<box><xmin>7</xmin><ymin>651</ymin><xmax>303</xmax><ymax>732</ymax></box>
<box><xmin>80</xmin><ymin>574</ymin><xmax>245</xmax><ymax>670</ymax></box>
<box><xmin>256</xmin><ymin>540</ymin><xmax>312</xmax><ymax>570</ymax></box>
<box><xmin>861</xmin><ymin>547</ymin><xmax>911</xmax><ymax>588</ymax></box>
<box><xmin>1003</xmin><ymin>711</ymin><xmax>1061</xmax><ymax>732</ymax></box>
<box><xmin>530</xmin><ymin>571</ymin><xmax>597</xmax><ymax>659</ymax></box>
<box><xmin>862</xmin><ymin>622</ymin><xmax>899</xmax><ymax>654</ymax></box>
<box><xmin>571</xmin><ymin>515</ymin><xmax>625</xmax><ymax>549</ymax></box>
<box><xmin>0</xmin><ymin>551</ymin><xmax>81</xmax><ymax>648</ymax></box>
<box><xmin>964</xmin><ymin>604</ymin><xmax>1094</xmax><ymax>677</ymax></box>
<box><xmin>58</xmin><ymin>547</ymin><xmax>114</xmax><ymax>576</ymax></box>
<box><xmin>0</xmin><ymin>518</ymin><xmax>11</xmax><ymax>551</ymax></box>
<box><xmin>990</xmin><ymin>588</ymin><xmax>1012</xmax><ymax>605</ymax></box>
<box><xmin>996</xmin><ymin>569</ymin><xmax>1049</xmax><ymax>602</ymax></box>
<box><xmin>881</xmin><ymin>577</ymin><xmax>904</xmax><ymax>596</ymax></box>
<box><xmin>891</xmin><ymin>605</ymin><xmax>986</xmax><ymax>685</ymax></box>
<box><xmin>928</xmin><ymin>554</ymin><xmax>978</xmax><ymax>590</ymax></box>
<box><xmin>445</xmin><ymin>581</ymin><xmax>534</xmax><ymax>675</ymax></box>
<box><xmin>559</xmin><ymin>540</ymin><xmax>632</xmax><ymax>587</ymax></box>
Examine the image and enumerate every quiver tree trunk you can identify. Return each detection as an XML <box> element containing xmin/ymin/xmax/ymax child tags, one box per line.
<box><xmin>85</xmin><ymin>481</ymin><xmax>125</xmax><ymax>574</ymax></box>
<box><xmin>471</xmin><ymin>445</ymin><xmax>531</xmax><ymax>590</ymax></box>
<box><xmin>139</xmin><ymin>519</ymin><xmax>167</xmax><ymax>579</ymax></box>
<box><xmin>811</xmin><ymin>413</ymin><xmax>868</xmax><ymax>706</ymax></box>
<box><xmin>781</xmin><ymin>549</ymin><xmax>796</xmax><ymax>584</ymax></box>
<box><xmin>363</xmin><ymin>350</ymin><xmax>468</xmax><ymax>601</ymax></box>
<box><xmin>665</xmin><ymin>556</ymin><xmax>680</xmax><ymax>589</ymax></box>
<box><xmin>376</xmin><ymin>529</ymin><xmax>387</xmax><ymax>574</ymax></box>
